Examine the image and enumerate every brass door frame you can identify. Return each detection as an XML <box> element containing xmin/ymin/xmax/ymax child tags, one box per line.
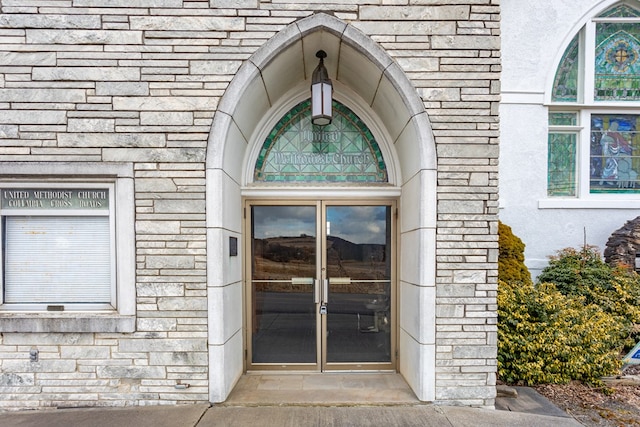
<box><xmin>244</xmin><ymin>199</ymin><xmax>397</xmax><ymax>372</ymax></box>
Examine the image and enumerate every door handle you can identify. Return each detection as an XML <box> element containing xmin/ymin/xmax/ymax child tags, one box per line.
<box><xmin>314</xmin><ymin>279</ymin><xmax>320</xmax><ymax>304</ymax></box>
<box><xmin>323</xmin><ymin>279</ymin><xmax>329</xmax><ymax>304</ymax></box>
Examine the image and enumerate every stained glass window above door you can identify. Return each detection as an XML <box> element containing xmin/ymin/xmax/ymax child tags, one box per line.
<box><xmin>254</xmin><ymin>100</ymin><xmax>388</xmax><ymax>183</ymax></box>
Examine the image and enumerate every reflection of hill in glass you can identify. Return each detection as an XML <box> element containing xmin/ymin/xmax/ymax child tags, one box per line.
<box><xmin>252</xmin><ymin>235</ymin><xmax>389</xmax><ymax>283</ymax></box>
<box><xmin>253</xmin><ymin>235</ymin><xmax>316</xmax><ymax>263</ymax></box>
<box><xmin>254</xmin><ymin>235</ymin><xmax>385</xmax><ymax>263</ymax></box>
<box><xmin>326</xmin><ymin>236</ymin><xmax>385</xmax><ymax>263</ymax></box>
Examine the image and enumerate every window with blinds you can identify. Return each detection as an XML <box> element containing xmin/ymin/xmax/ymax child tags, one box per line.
<box><xmin>4</xmin><ymin>216</ymin><xmax>111</xmax><ymax>304</ymax></box>
<box><xmin>0</xmin><ymin>186</ymin><xmax>115</xmax><ymax>310</ymax></box>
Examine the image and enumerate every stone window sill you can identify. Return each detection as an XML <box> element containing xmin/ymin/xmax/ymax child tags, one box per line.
<box><xmin>0</xmin><ymin>313</ymin><xmax>135</xmax><ymax>333</ymax></box>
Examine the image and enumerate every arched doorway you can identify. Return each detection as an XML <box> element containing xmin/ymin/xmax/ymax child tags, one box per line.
<box><xmin>245</xmin><ymin>98</ymin><xmax>397</xmax><ymax>372</ymax></box>
<box><xmin>206</xmin><ymin>12</ymin><xmax>437</xmax><ymax>402</ymax></box>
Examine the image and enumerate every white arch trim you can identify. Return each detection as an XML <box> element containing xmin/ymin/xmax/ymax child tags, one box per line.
<box><xmin>206</xmin><ymin>12</ymin><xmax>437</xmax><ymax>403</ymax></box>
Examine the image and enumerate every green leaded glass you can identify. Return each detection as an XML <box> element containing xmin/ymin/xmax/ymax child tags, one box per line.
<box><xmin>548</xmin><ymin>133</ymin><xmax>577</xmax><ymax>196</ymax></box>
<box><xmin>254</xmin><ymin>100</ymin><xmax>388</xmax><ymax>183</ymax></box>
<box><xmin>549</xmin><ymin>112</ymin><xmax>577</xmax><ymax>126</ymax></box>
<box><xmin>599</xmin><ymin>4</ymin><xmax>640</xmax><ymax>18</ymax></box>
<box><xmin>595</xmin><ymin>22</ymin><xmax>640</xmax><ymax>101</ymax></box>
<box><xmin>552</xmin><ymin>34</ymin><xmax>580</xmax><ymax>102</ymax></box>
<box><xmin>590</xmin><ymin>114</ymin><xmax>640</xmax><ymax>193</ymax></box>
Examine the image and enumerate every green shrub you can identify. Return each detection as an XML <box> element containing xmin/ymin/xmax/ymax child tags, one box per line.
<box><xmin>498</xmin><ymin>222</ymin><xmax>531</xmax><ymax>284</ymax></box>
<box><xmin>497</xmin><ymin>229</ymin><xmax>633</xmax><ymax>385</ymax></box>
<box><xmin>498</xmin><ymin>279</ymin><xmax>623</xmax><ymax>385</ymax></box>
<box><xmin>537</xmin><ymin>246</ymin><xmax>640</xmax><ymax>350</ymax></box>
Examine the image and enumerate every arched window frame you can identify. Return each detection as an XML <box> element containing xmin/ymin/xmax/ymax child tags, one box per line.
<box><xmin>242</xmin><ymin>83</ymin><xmax>401</xmax><ymax>192</ymax></box>
<box><xmin>547</xmin><ymin>1</ymin><xmax>640</xmax><ymax>201</ymax></box>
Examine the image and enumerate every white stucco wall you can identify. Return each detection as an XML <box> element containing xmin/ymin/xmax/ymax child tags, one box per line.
<box><xmin>500</xmin><ymin>0</ymin><xmax>640</xmax><ymax>277</ymax></box>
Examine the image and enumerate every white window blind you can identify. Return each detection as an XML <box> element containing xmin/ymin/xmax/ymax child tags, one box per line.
<box><xmin>4</xmin><ymin>216</ymin><xmax>111</xmax><ymax>304</ymax></box>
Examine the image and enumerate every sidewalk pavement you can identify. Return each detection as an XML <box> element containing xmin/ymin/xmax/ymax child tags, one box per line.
<box><xmin>0</xmin><ymin>388</ymin><xmax>583</xmax><ymax>427</ymax></box>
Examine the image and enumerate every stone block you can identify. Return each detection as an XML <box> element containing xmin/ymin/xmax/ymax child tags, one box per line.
<box><xmin>453</xmin><ymin>269</ymin><xmax>487</xmax><ymax>283</ymax></box>
<box><xmin>96</xmin><ymin>82</ymin><xmax>149</xmax><ymax>96</ymax></box>
<box><xmin>436</xmin><ymin>305</ymin><xmax>465</xmax><ymax>318</ymax></box>
<box><xmin>61</xmin><ymin>346</ymin><xmax>110</xmax><ymax>359</ymax></box>
<box><xmin>158</xmin><ymin>297</ymin><xmax>207</xmax><ymax>311</ymax></box>
<box><xmin>102</xmin><ymin>148</ymin><xmax>205</xmax><ymax>163</ymax></box>
<box><xmin>190</xmin><ymin>60</ymin><xmax>242</xmax><ymax>75</ymax></box>
<box><xmin>0</xmin><ymin>52</ymin><xmax>56</xmax><ymax>66</ymax></box>
<box><xmin>0</xmin><ymin>88</ymin><xmax>87</xmax><ymax>103</ymax></box>
<box><xmin>432</xmin><ymin>35</ymin><xmax>500</xmax><ymax>50</ymax></box>
<box><xmin>420</xmin><ymin>87</ymin><xmax>461</xmax><ymax>101</ymax></box>
<box><xmin>146</xmin><ymin>255</ymin><xmax>195</xmax><ymax>269</ymax></box>
<box><xmin>437</xmin><ymin>143</ymin><xmax>499</xmax><ymax>159</ymax></box>
<box><xmin>140</xmin><ymin>112</ymin><xmax>193</xmax><ymax>126</ymax></box>
<box><xmin>58</xmin><ymin>133</ymin><xmax>165</xmax><ymax>148</ymax></box>
<box><xmin>2</xmin><ymin>333</ymin><xmax>93</xmax><ymax>346</ymax></box>
<box><xmin>119</xmin><ymin>338</ymin><xmax>207</xmax><ymax>352</ymax></box>
<box><xmin>154</xmin><ymin>199</ymin><xmax>205</xmax><ymax>214</ymax></box>
<box><xmin>210</xmin><ymin>0</ymin><xmax>258</xmax><ymax>7</ymax></box>
<box><xmin>135</xmin><ymin>220</ymin><xmax>181</xmax><ymax>235</ymax></box>
<box><xmin>75</xmin><ymin>0</ymin><xmax>181</xmax><ymax>5</ymax></box>
<box><xmin>137</xmin><ymin>318</ymin><xmax>178</xmax><ymax>332</ymax></box>
<box><xmin>113</xmin><ymin>96</ymin><xmax>217</xmax><ymax>111</ymax></box>
<box><xmin>438</xmin><ymin>200</ymin><xmax>485</xmax><ymax>214</ymax></box>
<box><xmin>97</xmin><ymin>366</ymin><xmax>166</xmax><ymax>379</ymax></box>
<box><xmin>353</xmin><ymin>21</ymin><xmax>455</xmax><ymax>36</ymax></box>
<box><xmin>67</xmin><ymin>118</ymin><xmax>114</xmax><ymax>133</ymax></box>
<box><xmin>453</xmin><ymin>345</ymin><xmax>497</xmax><ymax>359</ymax></box>
<box><xmin>130</xmin><ymin>16</ymin><xmax>244</xmax><ymax>31</ymax></box>
<box><xmin>149</xmin><ymin>351</ymin><xmax>208</xmax><ymax>366</ymax></box>
<box><xmin>26</xmin><ymin>30</ymin><xmax>142</xmax><ymax>45</ymax></box>
<box><xmin>470</xmin><ymin>172</ymin><xmax>489</xmax><ymax>186</ymax></box>
<box><xmin>0</xmin><ymin>373</ymin><xmax>35</xmax><ymax>386</ymax></box>
<box><xmin>2</xmin><ymin>360</ymin><xmax>77</xmax><ymax>373</ymax></box>
<box><xmin>33</xmin><ymin>67</ymin><xmax>140</xmax><ymax>82</ymax></box>
<box><xmin>137</xmin><ymin>282</ymin><xmax>185</xmax><ymax>297</ymax></box>
<box><xmin>0</xmin><ymin>14</ymin><xmax>101</xmax><ymax>29</ymax></box>
<box><xmin>0</xmin><ymin>125</ymin><xmax>18</xmax><ymax>138</ymax></box>
<box><xmin>1</xmin><ymin>110</ymin><xmax>66</xmax><ymax>125</ymax></box>
<box><xmin>360</xmin><ymin>6</ymin><xmax>470</xmax><ymax>20</ymax></box>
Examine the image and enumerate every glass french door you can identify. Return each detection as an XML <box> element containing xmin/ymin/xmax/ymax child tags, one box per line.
<box><xmin>246</xmin><ymin>201</ymin><xmax>395</xmax><ymax>371</ymax></box>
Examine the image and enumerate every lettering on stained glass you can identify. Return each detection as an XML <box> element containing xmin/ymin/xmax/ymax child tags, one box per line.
<box><xmin>1</xmin><ymin>189</ymin><xmax>109</xmax><ymax>210</ymax></box>
<box><xmin>254</xmin><ymin>100</ymin><xmax>388</xmax><ymax>183</ymax></box>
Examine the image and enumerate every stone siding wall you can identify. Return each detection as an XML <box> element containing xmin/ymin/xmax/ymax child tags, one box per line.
<box><xmin>0</xmin><ymin>1</ymin><xmax>499</xmax><ymax>408</ymax></box>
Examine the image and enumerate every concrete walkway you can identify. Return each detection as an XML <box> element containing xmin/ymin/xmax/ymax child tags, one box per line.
<box><xmin>0</xmin><ymin>374</ymin><xmax>583</xmax><ymax>426</ymax></box>
<box><xmin>0</xmin><ymin>403</ymin><xmax>583</xmax><ymax>427</ymax></box>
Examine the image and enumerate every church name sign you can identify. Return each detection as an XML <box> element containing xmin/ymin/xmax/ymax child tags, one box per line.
<box><xmin>1</xmin><ymin>189</ymin><xmax>109</xmax><ymax>210</ymax></box>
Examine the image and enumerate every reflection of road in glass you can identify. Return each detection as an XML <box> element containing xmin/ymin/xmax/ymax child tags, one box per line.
<box><xmin>252</xmin><ymin>291</ymin><xmax>316</xmax><ymax>363</ymax></box>
<box><xmin>253</xmin><ymin>290</ymin><xmax>390</xmax><ymax>364</ymax></box>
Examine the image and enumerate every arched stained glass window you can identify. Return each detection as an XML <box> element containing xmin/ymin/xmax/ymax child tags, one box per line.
<box><xmin>548</xmin><ymin>2</ymin><xmax>640</xmax><ymax>196</ymax></box>
<box><xmin>254</xmin><ymin>100</ymin><xmax>388</xmax><ymax>183</ymax></box>
<box><xmin>599</xmin><ymin>4</ymin><xmax>640</xmax><ymax>18</ymax></box>
<box><xmin>595</xmin><ymin>15</ymin><xmax>640</xmax><ymax>101</ymax></box>
<box><xmin>552</xmin><ymin>34</ymin><xmax>580</xmax><ymax>102</ymax></box>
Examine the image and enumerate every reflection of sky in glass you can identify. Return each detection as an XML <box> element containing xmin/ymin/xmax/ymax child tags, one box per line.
<box><xmin>253</xmin><ymin>206</ymin><xmax>316</xmax><ymax>238</ymax></box>
<box><xmin>327</xmin><ymin>206</ymin><xmax>388</xmax><ymax>245</ymax></box>
<box><xmin>252</xmin><ymin>205</ymin><xmax>389</xmax><ymax>245</ymax></box>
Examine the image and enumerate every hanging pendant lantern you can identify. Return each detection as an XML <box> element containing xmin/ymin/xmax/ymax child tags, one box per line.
<box><xmin>311</xmin><ymin>50</ymin><xmax>333</xmax><ymax>126</ymax></box>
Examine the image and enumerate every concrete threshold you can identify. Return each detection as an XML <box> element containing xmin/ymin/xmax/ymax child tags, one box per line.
<box><xmin>220</xmin><ymin>372</ymin><xmax>421</xmax><ymax>407</ymax></box>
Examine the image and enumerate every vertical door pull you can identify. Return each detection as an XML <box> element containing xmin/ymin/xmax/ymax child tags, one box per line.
<box><xmin>323</xmin><ymin>279</ymin><xmax>329</xmax><ymax>304</ymax></box>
